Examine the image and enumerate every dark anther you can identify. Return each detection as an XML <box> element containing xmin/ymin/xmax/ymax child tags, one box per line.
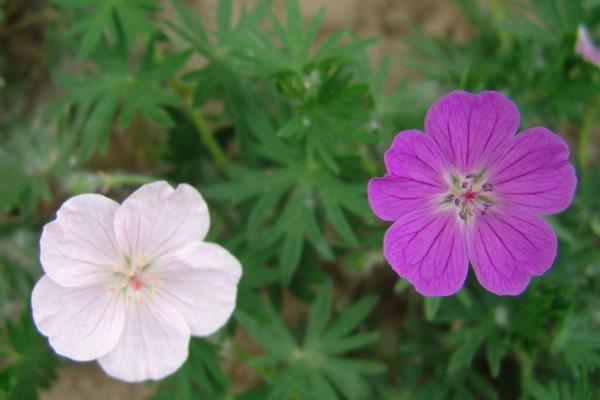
<box><xmin>465</xmin><ymin>173</ymin><xmax>475</xmax><ymax>179</ymax></box>
<box><xmin>461</xmin><ymin>181</ymin><xmax>469</xmax><ymax>189</ymax></box>
<box><xmin>482</xmin><ymin>183</ymin><xmax>494</xmax><ymax>192</ymax></box>
<box><xmin>484</xmin><ymin>201</ymin><xmax>493</xmax><ymax>208</ymax></box>
<box><xmin>445</xmin><ymin>194</ymin><xmax>455</xmax><ymax>202</ymax></box>
<box><xmin>459</xmin><ymin>210</ymin><xmax>467</xmax><ymax>220</ymax></box>
<box><xmin>454</xmin><ymin>198</ymin><xmax>460</xmax><ymax>206</ymax></box>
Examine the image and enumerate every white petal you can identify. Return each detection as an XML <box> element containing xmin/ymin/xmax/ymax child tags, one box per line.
<box><xmin>158</xmin><ymin>242</ymin><xmax>242</xmax><ymax>336</ymax></box>
<box><xmin>113</xmin><ymin>181</ymin><xmax>209</xmax><ymax>261</ymax></box>
<box><xmin>40</xmin><ymin>194</ymin><xmax>121</xmax><ymax>287</ymax></box>
<box><xmin>31</xmin><ymin>275</ymin><xmax>126</xmax><ymax>361</ymax></box>
<box><xmin>98</xmin><ymin>295</ymin><xmax>190</xmax><ymax>382</ymax></box>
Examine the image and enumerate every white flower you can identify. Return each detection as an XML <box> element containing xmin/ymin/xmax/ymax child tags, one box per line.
<box><xmin>31</xmin><ymin>181</ymin><xmax>242</xmax><ymax>382</ymax></box>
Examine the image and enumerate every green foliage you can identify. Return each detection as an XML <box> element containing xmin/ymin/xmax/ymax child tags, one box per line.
<box><xmin>206</xmin><ymin>156</ymin><xmax>370</xmax><ymax>283</ymax></box>
<box><xmin>0</xmin><ymin>120</ymin><xmax>71</xmax><ymax>216</ymax></box>
<box><xmin>0</xmin><ymin>311</ymin><xmax>59</xmax><ymax>400</ymax></box>
<box><xmin>53</xmin><ymin>0</ymin><xmax>161</xmax><ymax>56</ymax></box>
<box><xmin>53</xmin><ymin>39</ymin><xmax>186</xmax><ymax>160</ymax></box>
<box><xmin>0</xmin><ymin>227</ymin><xmax>40</xmax><ymax>313</ymax></box>
<box><xmin>528</xmin><ymin>377</ymin><xmax>592</xmax><ymax>400</ymax></box>
<box><xmin>151</xmin><ymin>339</ymin><xmax>228</xmax><ymax>400</ymax></box>
<box><xmin>1</xmin><ymin>0</ymin><xmax>600</xmax><ymax>398</ymax></box>
<box><xmin>552</xmin><ymin>313</ymin><xmax>600</xmax><ymax>374</ymax></box>
<box><xmin>237</xmin><ymin>284</ymin><xmax>384</xmax><ymax>400</ymax></box>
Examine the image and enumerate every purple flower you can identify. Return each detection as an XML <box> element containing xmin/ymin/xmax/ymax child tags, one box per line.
<box><xmin>367</xmin><ymin>91</ymin><xmax>576</xmax><ymax>296</ymax></box>
<box><xmin>575</xmin><ymin>25</ymin><xmax>600</xmax><ymax>68</ymax></box>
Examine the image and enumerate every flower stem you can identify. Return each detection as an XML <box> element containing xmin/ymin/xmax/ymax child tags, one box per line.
<box><xmin>170</xmin><ymin>79</ymin><xmax>228</xmax><ymax>167</ymax></box>
<box><xmin>358</xmin><ymin>145</ymin><xmax>378</xmax><ymax>176</ymax></box>
<box><xmin>515</xmin><ymin>349</ymin><xmax>533</xmax><ymax>396</ymax></box>
<box><xmin>66</xmin><ymin>172</ymin><xmax>156</xmax><ymax>194</ymax></box>
<box><xmin>577</xmin><ymin>95</ymin><xmax>599</xmax><ymax>197</ymax></box>
<box><xmin>490</xmin><ymin>0</ymin><xmax>510</xmax><ymax>50</ymax></box>
<box><xmin>578</xmin><ymin>100</ymin><xmax>598</xmax><ymax>170</ymax></box>
<box><xmin>188</xmin><ymin>105</ymin><xmax>228</xmax><ymax>167</ymax></box>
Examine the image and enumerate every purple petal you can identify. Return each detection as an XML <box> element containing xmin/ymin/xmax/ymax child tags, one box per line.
<box><xmin>424</xmin><ymin>91</ymin><xmax>519</xmax><ymax>173</ymax></box>
<box><xmin>368</xmin><ymin>130</ymin><xmax>446</xmax><ymax>221</ymax></box>
<box><xmin>489</xmin><ymin>127</ymin><xmax>577</xmax><ymax>215</ymax></box>
<box><xmin>385</xmin><ymin>129</ymin><xmax>448</xmax><ymax>182</ymax></box>
<box><xmin>383</xmin><ymin>208</ymin><xmax>468</xmax><ymax>296</ymax></box>
<box><xmin>575</xmin><ymin>25</ymin><xmax>600</xmax><ymax>68</ymax></box>
<box><xmin>468</xmin><ymin>211</ymin><xmax>557</xmax><ymax>295</ymax></box>
<box><xmin>367</xmin><ymin>176</ymin><xmax>443</xmax><ymax>221</ymax></box>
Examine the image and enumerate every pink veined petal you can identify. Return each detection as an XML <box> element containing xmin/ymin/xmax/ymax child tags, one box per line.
<box><xmin>468</xmin><ymin>211</ymin><xmax>557</xmax><ymax>296</ymax></box>
<box><xmin>575</xmin><ymin>25</ymin><xmax>600</xmax><ymax>68</ymax></box>
<box><xmin>383</xmin><ymin>208</ymin><xmax>469</xmax><ymax>296</ymax></box>
<box><xmin>40</xmin><ymin>194</ymin><xmax>121</xmax><ymax>287</ymax></box>
<box><xmin>424</xmin><ymin>91</ymin><xmax>520</xmax><ymax>173</ymax></box>
<box><xmin>157</xmin><ymin>242</ymin><xmax>242</xmax><ymax>336</ymax></box>
<box><xmin>31</xmin><ymin>275</ymin><xmax>126</xmax><ymax>361</ymax></box>
<box><xmin>114</xmin><ymin>181</ymin><xmax>209</xmax><ymax>261</ymax></box>
<box><xmin>385</xmin><ymin>129</ymin><xmax>448</xmax><ymax>183</ymax></box>
<box><xmin>367</xmin><ymin>176</ymin><xmax>443</xmax><ymax>221</ymax></box>
<box><xmin>98</xmin><ymin>294</ymin><xmax>190</xmax><ymax>382</ymax></box>
<box><xmin>368</xmin><ymin>130</ymin><xmax>447</xmax><ymax>221</ymax></box>
<box><xmin>488</xmin><ymin>127</ymin><xmax>577</xmax><ymax>215</ymax></box>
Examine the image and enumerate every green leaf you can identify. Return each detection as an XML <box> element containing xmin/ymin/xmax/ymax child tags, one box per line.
<box><xmin>527</xmin><ymin>377</ymin><xmax>592</xmax><ymax>400</ymax></box>
<box><xmin>322</xmin><ymin>195</ymin><xmax>358</xmax><ymax>245</ymax></box>
<box><xmin>304</xmin><ymin>282</ymin><xmax>334</xmax><ymax>349</ymax></box>
<box><xmin>150</xmin><ymin>339</ymin><xmax>228</xmax><ymax>399</ymax></box>
<box><xmin>324</xmin><ymin>296</ymin><xmax>377</xmax><ymax>341</ymax></box>
<box><xmin>447</xmin><ymin>330</ymin><xmax>483</xmax><ymax>375</ymax></box>
<box><xmin>239</xmin><ymin>291</ymin><xmax>383</xmax><ymax>400</ymax></box>
<box><xmin>551</xmin><ymin>314</ymin><xmax>600</xmax><ymax>373</ymax></box>
<box><xmin>279</xmin><ymin>223</ymin><xmax>305</xmax><ymax>284</ymax></box>
<box><xmin>424</xmin><ymin>297</ymin><xmax>442</xmax><ymax>321</ymax></box>
<box><xmin>56</xmin><ymin>0</ymin><xmax>161</xmax><ymax>56</ymax></box>
<box><xmin>217</xmin><ymin>0</ymin><xmax>233</xmax><ymax>32</ymax></box>
<box><xmin>393</xmin><ymin>279</ymin><xmax>410</xmax><ymax>294</ymax></box>
<box><xmin>485</xmin><ymin>336</ymin><xmax>506</xmax><ymax>378</ymax></box>
<box><xmin>55</xmin><ymin>43</ymin><xmax>183</xmax><ymax>161</ymax></box>
<box><xmin>0</xmin><ymin>311</ymin><xmax>59</xmax><ymax>400</ymax></box>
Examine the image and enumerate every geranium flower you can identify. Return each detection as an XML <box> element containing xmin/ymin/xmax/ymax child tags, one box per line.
<box><xmin>575</xmin><ymin>25</ymin><xmax>600</xmax><ymax>68</ymax></box>
<box><xmin>32</xmin><ymin>181</ymin><xmax>242</xmax><ymax>382</ymax></box>
<box><xmin>368</xmin><ymin>91</ymin><xmax>576</xmax><ymax>296</ymax></box>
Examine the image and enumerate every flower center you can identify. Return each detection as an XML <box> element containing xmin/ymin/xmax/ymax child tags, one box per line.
<box><xmin>441</xmin><ymin>170</ymin><xmax>496</xmax><ymax>222</ymax></box>
<box><xmin>109</xmin><ymin>256</ymin><xmax>164</xmax><ymax>306</ymax></box>
<box><xmin>129</xmin><ymin>274</ymin><xmax>144</xmax><ymax>291</ymax></box>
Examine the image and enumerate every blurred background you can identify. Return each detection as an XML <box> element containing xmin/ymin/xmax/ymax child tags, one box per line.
<box><xmin>1</xmin><ymin>0</ymin><xmax>600</xmax><ymax>399</ymax></box>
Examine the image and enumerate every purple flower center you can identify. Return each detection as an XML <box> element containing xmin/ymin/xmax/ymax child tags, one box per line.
<box><xmin>442</xmin><ymin>171</ymin><xmax>495</xmax><ymax>222</ymax></box>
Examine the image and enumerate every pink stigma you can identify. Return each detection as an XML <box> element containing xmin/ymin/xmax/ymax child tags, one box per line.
<box><xmin>465</xmin><ymin>191</ymin><xmax>478</xmax><ymax>201</ymax></box>
<box><xmin>130</xmin><ymin>275</ymin><xmax>143</xmax><ymax>291</ymax></box>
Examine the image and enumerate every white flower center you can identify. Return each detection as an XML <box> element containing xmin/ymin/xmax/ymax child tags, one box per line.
<box><xmin>109</xmin><ymin>256</ymin><xmax>164</xmax><ymax>306</ymax></box>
